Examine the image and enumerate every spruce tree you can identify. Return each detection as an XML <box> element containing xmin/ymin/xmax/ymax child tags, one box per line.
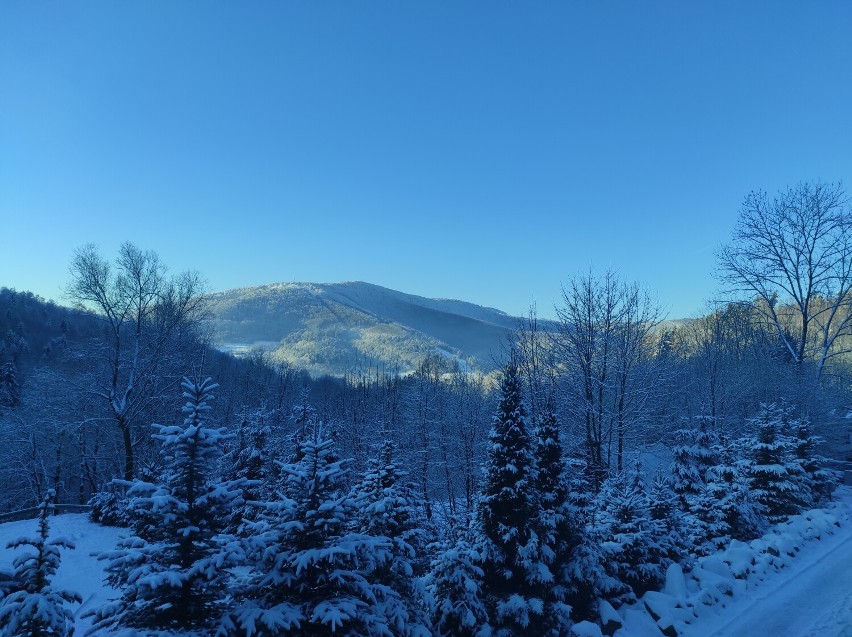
<box><xmin>670</xmin><ymin>416</ymin><xmax>719</xmax><ymax>508</ymax></box>
<box><xmin>563</xmin><ymin>455</ymin><xmax>615</xmax><ymax>623</ymax></box>
<box><xmin>531</xmin><ymin>398</ymin><xmax>574</xmax><ymax>635</ymax></box>
<box><xmin>703</xmin><ymin>438</ymin><xmax>764</xmax><ymax>543</ymax></box>
<box><xmin>89</xmin><ymin>378</ymin><xmax>244</xmax><ymax>633</ymax></box>
<box><xmin>789</xmin><ymin>415</ymin><xmax>834</xmax><ymax>507</ymax></box>
<box><xmin>671</xmin><ymin>416</ymin><xmax>723</xmax><ymax>553</ymax></box>
<box><xmin>224</xmin><ymin>412</ymin><xmax>274</xmax><ymax>527</ymax></box>
<box><xmin>0</xmin><ymin>361</ymin><xmax>20</xmax><ymax>407</ymax></box>
<box><xmin>0</xmin><ymin>490</ymin><xmax>81</xmax><ymax>637</ymax></box>
<box><xmin>429</xmin><ymin>537</ymin><xmax>489</xmax><ymax>637</ymax></box>
<box><xmin>353</xmin><ymin>439</ymin><xmax>433</xmax><ymax>636</ymax></box>
<box><xmin>226</xmin><ymin>424</ymin><xmax>395</xmax><ymax>636</ymax></box>
<box><xmin>748</xmin><ymin>403</ymin><xmax>805</xmax><ymax>523</ymax></box>
<box><xmin>647</xmin><ymin>469</ymin><xmax>686</xmax><ymax>565</ymax></box>
<box><xmin>477</xmin><ymin>362</ymin><xmax>548</xmax><ymax>635</ymax></box>
<box><xmin>596</xmin><ymin>463</ymin><xmax>666</xmax><ymax>603</ymax></box>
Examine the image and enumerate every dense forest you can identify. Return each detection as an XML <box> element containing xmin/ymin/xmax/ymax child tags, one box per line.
<box><xmin>0</xmin><ymin>182</ymin><xmax>849</xmax><ymax>635</ymax></box>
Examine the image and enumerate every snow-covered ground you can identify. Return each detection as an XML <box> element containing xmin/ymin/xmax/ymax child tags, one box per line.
<box><xmin>618</xmin><ymin>486</ymin><xmax>852</xmax><ymax>637</ymax></box>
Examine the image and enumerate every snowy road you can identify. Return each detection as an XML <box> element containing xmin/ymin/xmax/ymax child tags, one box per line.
<box><xmin>683</xmin><ymin>499</ymin><xmax>852</xmax><ymax>637</ymax></box>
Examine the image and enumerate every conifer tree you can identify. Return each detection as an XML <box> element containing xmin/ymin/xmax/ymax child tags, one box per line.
<box><xmin>477</xmin><ymin>362</ymin><xmax>548</xmax><ymax>635</ymax></box>
<box><xmin>226</xmin><ymin>424</ymin><xmax>395</xmax><ymax>636</ymax></box>
<box><xmin>670</xmin><ymin>416</ymin><xmax>719</xmax><ymax>508</ymax></box>
<box><xmin>429</xmin><ymin>537</ymin><xmax>489</xmax><ymax>637</ymax></box>
<box><xmin>563</xmin><ymin>455</ymin><xmax>615</xmax><ymax>623</ymax></box>
<box><xmin>224</xmin><ymin>412</ymin><xmax>274</xmax><ymax>527</ymax></box>
<box><xmin>531</xmin><ymin>398</ymin><xmax>574</xmax><ymax>635</ymax></box>
<box><xmin>89</xmin><ymin>378</ymin><xmax>244</xmax><ymax>633</ymax></box>
<box><xmin>684</xmin><ymin>478</ymin><xmax>728</xmax><ymax>555</ymax></box>
<box><xmin>0</xmin><ymin>490</ymin><xmax>81</xmax><ymax>637</ymax></box>
<box><xmin>703</xmin><ymin>439</ymin><xmax>764</xmax><ymax>543</ymax></box>
<box><xmin>353</xmin><ymin>439</ymin><xmax>433</xmax><ymax>636</ymax></box>
<box><xmin>790</xmin><ymin>415</ymin><xmax>834</xmax><ymax>507</ymax></box>
<box><xmin>647</xmin><ymin>469</ymin><xmax>686</xmax><ymax>565</ymax></box>
<box><xmin>596</xmin><ymin>463</ymin><xmax>666</xmax><ymax>603</ymax></box>
<box><xmin>749</xmin><ymin>403</ymin><xmax>806</xmax><ymax>523</ymax></box>
<box><xmin>0</xmin><ymin>361</ymin><xmax>20</xmax><ymax>407</ymax></box>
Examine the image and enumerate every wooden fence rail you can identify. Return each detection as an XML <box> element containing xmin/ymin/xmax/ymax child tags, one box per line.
<box><xmin>0</xmin><ymin>504</ymin><xmax>91</xmax><ymax>524</ymax></box>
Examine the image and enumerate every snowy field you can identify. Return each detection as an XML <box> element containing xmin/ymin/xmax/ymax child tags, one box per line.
<box><xmin>0</xmin><ymin>490</ymin><xmax>850</xmax><ymax>636</ymax></box>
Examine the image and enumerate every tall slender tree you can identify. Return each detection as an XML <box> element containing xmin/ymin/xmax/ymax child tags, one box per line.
<box><xmin>531</xmin><ymin>397</ymin><xmax>575</xmax><ymax>635</ymax></box>
<box><xmin>477</xmin><ymin>362</ymin><xmax>548</xmax><ymax>635</ymax></box>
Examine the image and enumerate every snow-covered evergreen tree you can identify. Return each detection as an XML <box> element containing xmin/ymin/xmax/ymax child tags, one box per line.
<box><xmin>288</xmin><ymin>385</ymin><xmax>319</xmax><ymax>463</ymax></box>
<box><xmin>224</xmin><ymin>412</ymin><xmax>275</xmax><ymax>526</ymax></box>
<box><xmin>352</xmin><ymin>439</ymin><xmax>433</xmax><ymax>636</ymax></box>
<box><xmin>748</xmin><ymin>403</ymin><xmax>806</xmax><ymax>523</ymax></box>
<box><xmin>530</xmin><ymin>398</ymin><xmax>575</xmax><ymax>635</ymax></box>
<box><xmin>670</xmin><ymin>416</ymin><xmax>719</xmax><ymax>507</ymax></box>
<box><xmin>683</xmin><ymin>477</ymin><xmax>729</xmax><ymax>555</ymax></box>
<box><xmin>647</xmin><ymin>469</ymin><xmax>686</xmax><ymax>565</ymax></box>
<box><xmin>88</xmin><ymin>377</ymin><xmax>245</xmax><ymax>633</ymax></box>
<box><xmin>0</xmin><ymin>489</ymin><xmax>81</xmax><ymax>637</ymax></box>
<box><xmin>0</xmin><ymin>361</ymin><xmax>20</xmax><ymax>407</ymax></box>
<box><xmin>703</xmin><ymin>438</ymin><xmax>764</xmax><ymax>544</ymax></box>
<box><xmin>790</xmin><ymin>415</ymin><xmax>835</xmax><ymax>507</ymax></box>
<box><xmin>595</xmin><ymin>463</ymin><xmax>666</xmax><ymax>603</ymax></box>
<box><xmin>563</xmin><ymin>455</ymin><xmax>614</xmax><ymax>623</ymax></box>
<box><xmin>429</xmin><ymin>536</ymin><xmax>489</xmax><ymax>637</ymax></box>
<box><xmin>225</xmin><ymin>424</ymin><xmax>396</xmax><ymax>637</ymax></box>
<box><xmin>476</xmin><ymin>362</ymin><xmax>549</xmax><ymax>635</ymax></box>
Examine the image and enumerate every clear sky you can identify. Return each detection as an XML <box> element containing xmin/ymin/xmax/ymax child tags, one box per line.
<box><xmin>2</xmin><ymin>2</ymin><xmax>851</xmax><ymax>319</ymax></box>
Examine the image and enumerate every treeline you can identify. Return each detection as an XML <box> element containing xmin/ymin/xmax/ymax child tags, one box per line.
<box><xmin>0</xmin><ymin>369</ymin><xmax>835</xmax><ymax>636</ymax></box>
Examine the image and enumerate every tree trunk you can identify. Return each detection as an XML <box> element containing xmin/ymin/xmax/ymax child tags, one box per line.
<box><xmin>119</xmin><ymin>415</ymin><xmax>134</xmax><ymax>481</ymax></box>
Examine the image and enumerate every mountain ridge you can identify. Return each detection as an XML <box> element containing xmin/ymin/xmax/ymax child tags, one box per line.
<box><xmin>206</xmin><ymin>281</ymin><xmax>526</xmax><ymax>376</ymax></box>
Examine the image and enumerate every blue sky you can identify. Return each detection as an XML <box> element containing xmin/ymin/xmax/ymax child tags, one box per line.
<box><xmin>2</xmin><ymin>2</ymin><xmax>851</xmax><ymax>319</ymax></box>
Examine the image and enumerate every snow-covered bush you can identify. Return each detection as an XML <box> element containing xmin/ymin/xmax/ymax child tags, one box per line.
<box><xmin>87</xmin><ymin>490</ymin><xmax>130</xmax><ymax>527</ymax></box>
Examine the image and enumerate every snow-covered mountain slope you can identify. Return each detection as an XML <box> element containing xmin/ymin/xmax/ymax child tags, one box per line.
<box><xmin>206</xmin><ymin>281</ymin><xmax>535</xmax><ymax>376</ymax></box>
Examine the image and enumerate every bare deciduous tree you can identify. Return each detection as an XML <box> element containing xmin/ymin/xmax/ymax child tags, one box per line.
<box><xmin>554</xmin><ymin>270</ymin><xmax>662</xmax><ymax>474</ymax></box>
<box><xmin>717</xmin><ymin>181</ymin><xmax>852</xmax><ymax>380</ymax></box>
<box><xmin>67</xmin><ymin>242</ymin><xmax>205</xmax><ymax>480</ymax></box>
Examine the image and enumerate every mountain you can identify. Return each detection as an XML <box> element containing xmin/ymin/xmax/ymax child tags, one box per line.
<box><xmin>205</xmin><ymin>281</ymin><xmax>526</xmax><ymax>376</ymax></box>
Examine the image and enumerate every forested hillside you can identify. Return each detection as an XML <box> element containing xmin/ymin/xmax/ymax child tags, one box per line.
<box><xmin>207</xmin><ymin>281</ymin><xmax>523</xmax><ymax>376</ymax></box>
<box><xmin>2</xmin><ymin>183</ymin><xmax>852</xmax><ymax>636</ymax></box>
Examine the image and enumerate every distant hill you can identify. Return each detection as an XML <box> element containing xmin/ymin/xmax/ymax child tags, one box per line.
<box><xmin>206</xmin><ymin>281</ymin><xmax>528</xmax><ymax>376</ymax></box>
